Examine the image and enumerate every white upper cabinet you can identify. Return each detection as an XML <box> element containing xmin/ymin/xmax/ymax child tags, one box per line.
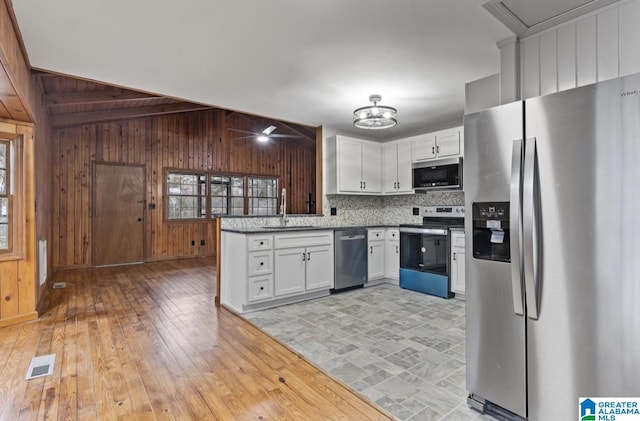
<box><xmin>411</xmin><ymin>127</ymin><xmax>463</xmax><ymax>163</ymax></box>
<box><xmin>326</xmin><ymin>135</ymin><xmax>381</xmax><ymax>195</ymax></box>
<box><xmin>382</xmin><ymin>141</ymin><xmax>413</xmax><ymax>194</ymax></box>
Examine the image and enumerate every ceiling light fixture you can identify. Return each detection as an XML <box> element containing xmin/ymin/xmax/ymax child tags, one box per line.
<box><xmin>353</xmin><ymin>94</ymin><xmax>398</xmax><ymax>130</ymax></box>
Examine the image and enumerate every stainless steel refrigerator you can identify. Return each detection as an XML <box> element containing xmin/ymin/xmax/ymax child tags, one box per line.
<box><xmin>463</xmin><ymin>72</ymin><xmax>640</xmax><ymax>420</ymax></box>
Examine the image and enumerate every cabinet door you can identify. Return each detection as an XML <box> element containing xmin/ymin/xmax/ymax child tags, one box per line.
<box><xmin>435</xmin><ymin>129</ymin><xmax>460</xmax><ymax>158</ymax></box>
<box><xmin>361</xmin><ymin>142</ymin><xmax>382</xmax><ymax>193</ymax></box>
<box><xmin>274</xmin><ymin>248</ymin><xmax>306</xmax><ymax>296</ymax></box>
<box><xmin>368</xmin><ymin>241</ymin><xmax>385</xmax><ymax>280</ymax></box>
<box><xmin>305</xmin><ymin>245</ymin><xmax>334</xmax><ymax>291</ymax></box>
<box><xmin>382</xmin><ymin>143</ymin><xmax>398</xmax><ymax>193</ymax></box>
<box><xmin>450</xmin><ymin>231</ymin><xmax>466</xmax><ymax>295</ymax></box>
<box><xmin>412</xmin><ymin>134</ymin><xmax>437</xmax><ymax>161</ymax></box>
<box><xmin>451</xmin><ymin>247</ymin><xmax>466</xmax><ymax>295</ymax></box>
<box><xmin>338</xmin><ymin>138</ymin><xmax>363</xmax><ymax>192</ymax></box>
<box><xmin>385</xmin><ymin>240</ymin><xmax>399</xmax><ymax>280</ymax></box>
<box><xmin>396</xmin><ymin>142</ymin><xmax>413</xmax><ymax>193</ymax></box>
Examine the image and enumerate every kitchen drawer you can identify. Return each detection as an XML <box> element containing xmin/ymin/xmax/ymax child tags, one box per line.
<box><xmin>451</xmin><ymin>230</ymin><xmax>465</xmax><ymax>248</ymax></box>
<box><xmin>248</xmin><ymin>251</ymin><xmax>273</xmax><ymax>276</ymax></box>
<box><xmin>248</xmin><ymin>275</ymin><xmax>273</xmax><ymax>302</ymax></box>
<box><xmin>386</xmin><ymin>228</ymin><xmax>399</xmax><ymax>241</ymax></box>
<box><xmin>274</xmin><ymin>231</ymin><xmax>333</xmax><ymax>249</ymax></box>
<box><xmin>368</xmin><ymin>228</ymin><xmax>385</xmax><ymax>241</ymax></box>
<box><xmin>248</xmin><ymin>235</ymin><xmax>273</xmax><ymax>251</ymax></box>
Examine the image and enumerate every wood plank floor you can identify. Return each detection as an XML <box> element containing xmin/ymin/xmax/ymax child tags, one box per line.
<box><xmin>0</xmin><ymin>259</ymin><xmax>393</xmax><ymax>420</ymax></box>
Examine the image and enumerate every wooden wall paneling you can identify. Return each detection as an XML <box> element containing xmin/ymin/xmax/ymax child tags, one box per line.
<box><xmin>83</xmin><ymin>126</ymin><xmax>94</xmax><ymax>265</ymax></box>
<box><xmin>73</xmin><ymin>126</ymin><xmax>83</xmax><ymax>265</ymax></box>
<box><xmin>0</xmin><ymin>0</ymin><xmax>34</xmax><ymax>120</ymax></box>
<box><xmin>17</xmin><ymin>125</ymin><xmax>35</xmax><ymax>314</ymax></box>
<box><xmin>52</xmin><ymin>108</ymin><xmax>315</xmax><ymax>268</ymax></box>
<box><xmin>0</xmin><ymin>254</ymin><xmax>19</xmax><ymax>318</ymax></box>
<box><xmin>596</xmin><ymin>7</ymin><xmax>619</xmax><ymax>82</ymax></box>
<box><xmin>619</xmin><ymin>0</ymin><xmax>640</xmax><ymax>77</ymax></box>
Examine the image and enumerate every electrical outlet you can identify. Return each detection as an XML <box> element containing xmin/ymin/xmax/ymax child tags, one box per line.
<box><xmin>200</xmin><ymin>240</ymin><xmax>205</xmax><ymax>246</ymax></box>
<box><xmin>413</xmin><ymin>207</ymin><xmax>420</xmax><ymax>215</ymax></box>
<box><xmin>330</xmin><ymin>207</ymin><xmax>337</xmax><ymax>216</ymax></box>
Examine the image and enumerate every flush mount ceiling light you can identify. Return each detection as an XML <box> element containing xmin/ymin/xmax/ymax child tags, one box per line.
<box><xmin>353</xmin><ymin>94</ymin><xmax>398</xmax><ymax>130</ymax></box>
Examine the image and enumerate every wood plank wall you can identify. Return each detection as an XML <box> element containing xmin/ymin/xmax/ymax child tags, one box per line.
<box><xmin>52</xmin><ymin>109</ymin><xmax>316</xmax><ymax>270</ymax></box>
<box><xmin>32</xmin><ymin>75</ymin><xmax>53</xmax><ymax>308</ymax></box>
<box><xmin>0</xmin><ymin>119</ymin><xmax>37</xmax><ymax>327</ymax></box>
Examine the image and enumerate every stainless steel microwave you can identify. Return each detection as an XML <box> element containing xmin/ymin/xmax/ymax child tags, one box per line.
<box><xmin>412</xmin><ymin>157</ymin><xmax>463</xmax><ymax>191</ymax></box>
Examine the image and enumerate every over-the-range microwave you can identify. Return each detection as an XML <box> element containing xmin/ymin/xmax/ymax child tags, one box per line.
<box><xmin>412</xmin><ymin>157</ymin><xmax>463</xmax><ymax>191</ymax></box>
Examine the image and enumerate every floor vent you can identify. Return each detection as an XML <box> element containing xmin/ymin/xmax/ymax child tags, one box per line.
<box><xmin>26</xmin><ymin>354</ymin><xmax>56</xmax><ymax>380</ymax></box>
<box><xmin>52</xmin><ymin>282</ymin><xmax>67</xmax><ymax>289</ymax></box>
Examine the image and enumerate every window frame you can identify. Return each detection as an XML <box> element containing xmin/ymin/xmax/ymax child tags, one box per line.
<box><xmin>164</xmin><ymin>168</ymin><xmax>280</xmax><ymax>221</ymax></box>
<box><xmin>0</xmin><ymin>133</ymin><xmax>24</xmax><ymax>261</ymax></box>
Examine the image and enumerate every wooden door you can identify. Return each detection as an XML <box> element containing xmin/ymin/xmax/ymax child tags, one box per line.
<box><xmin>94</xmin><ymin>164</ymin><xmax>145</xmax><ymax>266</ymax></box>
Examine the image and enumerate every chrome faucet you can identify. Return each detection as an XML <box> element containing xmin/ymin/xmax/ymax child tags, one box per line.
<box><xmin>280</xmin><ymin>188</ymin><xmax>287</xmax><ymax>225</ymax></box>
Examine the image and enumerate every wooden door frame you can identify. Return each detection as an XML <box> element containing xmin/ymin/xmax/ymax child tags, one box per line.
<box><xmin>92</xmin><ymin>162</ymin><xmax>146</xmax><ymax>267</ymax></box>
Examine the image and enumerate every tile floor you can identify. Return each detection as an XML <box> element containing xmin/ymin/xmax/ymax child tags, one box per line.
<box><xmin>244</xmin><ymin>283</ymin><xmax>496</xmax><ymax>420</ymax></box>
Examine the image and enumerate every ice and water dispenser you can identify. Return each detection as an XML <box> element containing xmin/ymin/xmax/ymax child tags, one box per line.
<box><xmin>472</xmin><ymin>202</ymin><xmax>511</xmax><ymax>262</ymax></box>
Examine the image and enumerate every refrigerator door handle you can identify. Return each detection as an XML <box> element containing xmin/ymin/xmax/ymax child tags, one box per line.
<box><xmin>523</xmin><ymin>137</ymin><xmax>540</xmax><ymax>320</ymax></box>
<box><xmin>510</xmin><ymin>139</ymin><xmax>525</xmax><ymax>316</ymax></box>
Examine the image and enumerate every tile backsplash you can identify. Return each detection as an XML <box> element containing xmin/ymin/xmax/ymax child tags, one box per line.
<box><xmin>221</xmin><ymin>191</ymin><xmax>465</xmax><ymax>230</ymax></box>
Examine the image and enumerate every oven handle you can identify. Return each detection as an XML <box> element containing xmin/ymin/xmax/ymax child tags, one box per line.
<box><xmin>399</xmin><ymin>227</ymin><xmax>448</xmax><ymax>235</ymax></box>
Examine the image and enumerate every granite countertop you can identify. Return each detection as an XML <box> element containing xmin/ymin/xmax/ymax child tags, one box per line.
<box><xmin>221</xmin><ymin>224</ymin><xmax>399</xmax><ymax>234</ymax></box>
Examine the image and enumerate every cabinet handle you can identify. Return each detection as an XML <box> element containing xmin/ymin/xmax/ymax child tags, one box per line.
<box><xmin>363</xmin><ymin>181</ymin><xmax>366</xmax><ymax>189</ymax></box>
<box><xmin>302</xmin><ymin>252</ymin><xmax>306</xmax><ymax>261</ymax></box>
<box><xmin>397</xmin><ymin>182</ymin><xmax>399</xmax><ymax>189</ymax></box>
<box><xmin>436</xmin><ymin>145</ymin><xmax>440</xmax><ymax>154</ymax></box>
<box><xmin>260</xmin><ymin>262</ymin><xmax>264</xmax><ymax>266</ymax></box>
<box><xmin>453</xmin><ymin>252</ymin><xmax>457</xmax><ymax>260</ymax></box>
<box><xmin>260</xmin><ymin>286</ymin><xmax>264</xmax><ymax>291</ymax></box>
<box><xmin>360</xmin><ymin>181</ymin><xmax>363</xmax><ymax>189</ymax></box>
<box><xmin>432</xmin><ymin>146</ymin><xmax>435</xmax><ymax>155</ymax></box>
<box><xmin>370</xmin><ymin>246</ymin><xmax>373</xmax><ymax>254</ymax></box>
<box><xmin>307</xmin><ymin>252</ymin><xmax>311</xmax><ymax>261</ymax></box>
<box><xmin>396</xmin><ymin>246</ymin><xmax>399</xmax><ymax>253</ymax></box>
<box><xmin>260</xmin><ymin>241</ymin><xmax>264</xmax><ymax>245</ymax></box>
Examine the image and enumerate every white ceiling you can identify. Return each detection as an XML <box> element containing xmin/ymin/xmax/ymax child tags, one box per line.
<box><xmin>12</xmin><ymin>0</ymin><xmax>517</xmax><ymax>140</ymax></box>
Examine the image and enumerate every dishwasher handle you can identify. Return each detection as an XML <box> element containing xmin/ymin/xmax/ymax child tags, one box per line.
<box><xmin>339</xmin><ymin>234</ymin><xmax>365</xmax><ymax>241</ymax></box>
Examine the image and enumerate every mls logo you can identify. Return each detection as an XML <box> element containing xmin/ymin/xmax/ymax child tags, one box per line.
<box><xmin>580</xmin><ymin>398</ymin><xmax>596</xmax><ymax>421</ymax></box>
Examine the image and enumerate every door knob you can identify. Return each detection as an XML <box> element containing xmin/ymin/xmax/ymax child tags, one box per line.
<box><xmin>137</xmin><ymin>218</ymin><xmax>142</xmax><ymax>222</ymax></box>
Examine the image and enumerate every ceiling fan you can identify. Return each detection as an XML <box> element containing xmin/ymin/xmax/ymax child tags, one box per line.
<box><xmin>227</xmin><ymin>125</ymin><xmax>300</xmax><ymax>143</ymax></box>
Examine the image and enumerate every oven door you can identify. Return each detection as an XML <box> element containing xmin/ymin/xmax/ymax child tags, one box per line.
<box><xmin>399</xmin><ymin>226</ymin><xmax>453</xmax><ymax>298</ymax></box>
<box><xmin>399</xmin><ymin>227</ymin><xmax>449</xmax><ymax>274</ymax></box>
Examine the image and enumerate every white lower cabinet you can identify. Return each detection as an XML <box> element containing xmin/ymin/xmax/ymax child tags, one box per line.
<box><xmin>367</xmin><ymin>228</ymin><xmax>385</xmax><ymax>280</ymax></box>
<box><xmin>221</xmin><ymin>230</ymin><xmax>334</xmax><ymax>313</ymax></box>
<box><xmin>274</xmin><ymin>248</ymin><xmax>307</xmax><ymax>296</ymax></box>
<box><xmin>274</xmin><ymin>243</ymin><xmax>333</xmax><ymax>296</ymax></box>
<box><xmin>385</xmin><ymin>228</ymin><xmax>399</xmax><ymax>280</ymax></box>
<box><xmin>450</xmin><ymin>229</ymin><xmax>466</xmax><ymax>297</ymax></box>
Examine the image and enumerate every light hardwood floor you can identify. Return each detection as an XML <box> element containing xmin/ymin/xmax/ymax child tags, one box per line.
<box><xmin>0</xmin><ymin>259</ymin><xmax>393</xmax><ymax>420</ymax></box>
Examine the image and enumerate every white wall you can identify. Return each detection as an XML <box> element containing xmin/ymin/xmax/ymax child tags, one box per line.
<box><xmin>515</xmin><ymin>0</ymin><xmax>640</xmax><ymax>100</ymax></box>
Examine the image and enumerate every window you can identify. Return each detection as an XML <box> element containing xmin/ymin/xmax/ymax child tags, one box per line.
<box><xmin>248</xmin><ymin>177</ymin><xmax>278</xmax><ymax>215</ymax></box>
<box><xmin>166</xmin><ymin>170</ymin><xmax>278</xmax><ymax>219</ymax></box>
<box><xmin>210</xmin><ymin>175</ymin><xmax>244</xmax><ymax>215</ymax></box>
<box><xmin>167</xmin><ymin>172</ymin><xmax>206</xmax><ymax>220</ymax></box>
<box><xmin>0</xmin><ymin>140</ymin><xmax>11</xmax><ymax>253</ymax></box>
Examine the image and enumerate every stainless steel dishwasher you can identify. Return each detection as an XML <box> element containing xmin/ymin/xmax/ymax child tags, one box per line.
<box><xmin>333</xmin><ymin>228</ymin><xmax>368</xmax><ymax>292</ymax></box>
